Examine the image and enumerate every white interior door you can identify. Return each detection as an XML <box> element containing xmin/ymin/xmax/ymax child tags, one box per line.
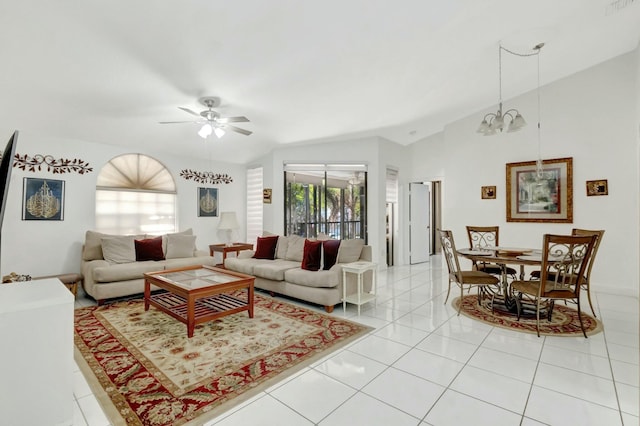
<box><xmin>409</xmin><ymin>182</ymin><xmax>431</xmax><ymax>264</ymax></box>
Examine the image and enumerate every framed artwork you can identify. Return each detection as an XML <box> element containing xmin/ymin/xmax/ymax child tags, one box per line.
<box><xmin>506</xmin><ymin>157</ymin><xmax>573</xmax><ymax>223</ymax></box>
<box><xmin>481</xmin><ymin>186</ymin><xmax>496</xmax><ymax>199</ymax></box>
<box><xmin>22</xmin><ymin>178</ymin><xmax>65</xmax><ymax>221</ymax></box>
<box><xmin>197</xmin><ymin>187</ymin><xmax>218</xmax><ymax>217</ymax></box>
<box><xmin>263</xmin><ymin>188</ymin><xmax>272</xmax><ymax>204</ymax></box>
<box><xmin>586</xmin><ymin>179</ymin><xmax>608</xmax><ymax>196</ymax></box>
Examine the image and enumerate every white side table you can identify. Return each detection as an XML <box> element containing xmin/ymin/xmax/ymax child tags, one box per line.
<box><xmin>342</xmin><ymin>261</ymin><xmax>377</xmax><ymax>315</ymax></box>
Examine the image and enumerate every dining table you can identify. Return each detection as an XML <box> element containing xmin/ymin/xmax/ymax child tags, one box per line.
<box><xmin>456</xmin><ymin>246</ymin><xmax>543</xmax><ymax>315</ymax></box>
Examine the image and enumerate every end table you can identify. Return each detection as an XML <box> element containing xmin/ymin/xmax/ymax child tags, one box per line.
<box><xmin>342</xmin><ymin>261</ymin><xmax>377</xmax><ymax>315</ymax></box>
<box><xmin>209</xmin><ymin>243</ymin><xmax>254</xmax><ymax>267</ymax></box>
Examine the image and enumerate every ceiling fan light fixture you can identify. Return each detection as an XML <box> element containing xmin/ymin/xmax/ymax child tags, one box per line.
<box><xmin>214</xmin><ymin>127</ymin><xmax>226</xmax><ymax>138</ymax></box>
<box><xmin>198</xmin><ymin>123</ymin><xmax>213</xmax><ymax>139</ymax></box>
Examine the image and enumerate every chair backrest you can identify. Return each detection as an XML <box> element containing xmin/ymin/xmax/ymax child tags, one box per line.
<box><xmin>539</xmin><ymin>234</ymin><xmax>597</xmax><ymax>297</ymax></box>
<box><xmin>438</xmin><ymin>229</ymin><xmax>463</xmax><ymax>282</ymax></box>
<box><xmin>571</xmin><ymin>228</ymin><xmax>605</xmax><ymax>283</ymax></box>
<box><xmin>466</xmin><ymin>226</ymin><xmax>499</xmax><ymax>249</ymax></box>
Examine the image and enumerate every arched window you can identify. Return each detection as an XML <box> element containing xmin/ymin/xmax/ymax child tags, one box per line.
<box><xmin>95</xmin><ymin>154</ymin><xmax>176</xmax><ymax>235</ymax></box>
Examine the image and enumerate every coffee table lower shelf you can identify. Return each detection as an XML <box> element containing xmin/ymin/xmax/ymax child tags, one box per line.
<box><xmin>149</xmin><ymin>291</ymin><xmax>251</xmax><ymax>336</ymax></box>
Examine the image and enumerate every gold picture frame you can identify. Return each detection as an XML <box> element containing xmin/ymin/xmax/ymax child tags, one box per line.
<box><xmin>263</xmin><ymin>188</ymin><xmax>272</xmax><ymax>204</ymax></box>
<box><xmin>506</xmin><ymin>157</ymin><xmax>573</xmax><ymax>223</ymax></box>
<box><xmin>586</xmin><ymin>179</ymin><xmax>608</xmax><ymax>196</ymax></box>
<box><xmin>481</xmin><ymin>186</ymin><xmax>496</xmax><ymax>199</ymax></box>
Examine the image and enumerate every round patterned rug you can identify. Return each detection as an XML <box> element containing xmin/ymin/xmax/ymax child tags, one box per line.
<box><xmin>453</xmin><ymin>295</ymin><xmax>603</xmax><ymax>336</ymax></box>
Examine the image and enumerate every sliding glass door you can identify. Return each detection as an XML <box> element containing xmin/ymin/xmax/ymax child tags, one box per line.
<box><xmin>284</xmin><ymin>165</ymin><xmax>367</xmax><ymax>242</ymax></box>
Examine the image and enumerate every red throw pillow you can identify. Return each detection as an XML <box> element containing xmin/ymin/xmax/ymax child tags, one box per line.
<box><xmin>301</xmin><ymin>239</ymin><xmax>322</xmax><ymax>271</ymax></box>
<box><xmin>322</xmin><ymin>239</ymin><xmax>341</xmax><ymax>270</ymax></box>
<box><xmin>134</xmin><ymin>236</ymin><xmax>165</xmax><ymax>261</ymax></box>
<box><xmin>253</xmin><ymin>236</ymin><xmax>279</xmax><ymax>259</ymax></box>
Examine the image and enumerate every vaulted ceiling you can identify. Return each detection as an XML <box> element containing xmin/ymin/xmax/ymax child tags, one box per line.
<box><xmin>1</xmin><ymin>1</ymin><xmax>639</xmax><ymax>164</ymax></box>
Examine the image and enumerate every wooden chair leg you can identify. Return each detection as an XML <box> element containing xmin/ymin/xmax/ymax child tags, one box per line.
<box><xmin>535</xmin><ymin>299</ymin><xmax>541</xmax><ymax>338</ymax></box>
<box><xmin>444</xmin><ymin>279</ymin><xmax>452</xmax><ymax>305</ymax></box>
<box><xmin>586</xmin><ymin>287</ymin><xmax>597</xmax><ymax>318</ymax></box>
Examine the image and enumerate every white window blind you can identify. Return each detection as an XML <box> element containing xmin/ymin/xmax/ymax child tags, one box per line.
<box><xmin>386</xmin><ymin>168</ymin><xmax>398</xmax><ymax>203</ymax></box>
<box><xmin>246</xmin><ymin>166</ymin><xmax>263</xmax><ymax>246</ymax></box>
<box><xmin>95</xmin><ymin>154</ymin><xmax>177</xmax><ymax>235</ymax></box>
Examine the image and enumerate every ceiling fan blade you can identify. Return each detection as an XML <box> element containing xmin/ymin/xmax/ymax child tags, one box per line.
<box><xmin>216</xmin><ymin>116</ymin><xmax>250</xmax><ymax>124</ymax></box>
<box><xmin>178</xmin><ymin>107</ymin><xmax>201</xmax><ymax>117</ymax></box>
<box><xmin>158</xmin><ymin>120</ymin><xmax>198</xmax><ymax>124</ymax></box>
<box><xmin>223</xmin><ymin>124</ymin><xmax>252</xmax><ymax>136</ymax></box>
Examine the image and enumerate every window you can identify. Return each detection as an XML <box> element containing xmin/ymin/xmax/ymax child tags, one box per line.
<box><xmin>246</xmin><ymin>166</ymin><xmax>263</xmax><ymax>245</ymax></box>
<box><xmin>95</xmin><ymin>154</ymin><xmax>176</xmax><ymax>235</ymax></box>
<box><xmin>284</xmin><ymin>163</ymin><xmax>367</xmax><ymax>242</ymax></box>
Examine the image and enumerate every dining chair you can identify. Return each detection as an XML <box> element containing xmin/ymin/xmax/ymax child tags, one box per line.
<box><xmin>529</xmin><ymin>228</ymin><xmax>604</xmax><ymax>317</ymax></box>
<box><xmin>511</xmin><ymin>233</ymin><xmax>597</xmax><ymax>337</ymax></box>
<box><xmin>466</xmin><ymin>225</ymin><xmax>517</xmax><ymax>279</ymax></box>
<box><xmin>439</xmin><ymin>229</ymin><xmax>500</xmax><ymax>315</ymax></box>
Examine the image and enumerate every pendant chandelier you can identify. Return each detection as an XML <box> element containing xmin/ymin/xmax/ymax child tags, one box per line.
<box><xmin>477</xmin><ymin>44</ymin><xmax>541</xmax><ymax>136</ymax></box>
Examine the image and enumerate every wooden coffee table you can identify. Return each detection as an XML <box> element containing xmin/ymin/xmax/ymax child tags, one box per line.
<box><xmin>144</xmin><ymin>265</ymin><xmax>255</xmax><ymax>338</ymax></box>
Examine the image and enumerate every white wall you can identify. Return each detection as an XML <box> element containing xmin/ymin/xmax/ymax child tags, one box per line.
<box><xmin>0</xmin><ymin>129</ymin><xmax>247</xmax><ymax>277</ymax></box>
<box><xmin>409</xmin><ymin>51</ymin><xmax>640</xmax><ymax>297</ymax></box>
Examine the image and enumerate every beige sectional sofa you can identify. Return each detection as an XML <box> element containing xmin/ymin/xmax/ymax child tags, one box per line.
<box><xmin>224</xmin><ymin>234</ymin><xmax>373</xmax><ymax>312</ymax></box>
<box><xmin>81</xmin><ymin>229</ymin><xmax>216</xmax><ymax>304</ymax></box>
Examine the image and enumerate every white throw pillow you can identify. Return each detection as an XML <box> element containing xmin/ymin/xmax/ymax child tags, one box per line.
<box><xmin>336</xmin><ymin>239</ymin><xmax>365</xmax><ymax>264</ymax></box>
<box><xmin>285</xmin><ymin>235</ymin><xmax>305</xmax><ymax>262</ymax></box>
<box><xmin>165</xmin><ymin>234</ymin><xmax>196</xmax><ymax>259</ymax></box>
<box><xmin>101</xmin><ymin>236</ymin><xmax>136</xmax><ymax>264</ymax></box>
<box><xmin>162</xmin><ymin>228</ymin><xmax>193</xmax><ymax>255</ymax></box>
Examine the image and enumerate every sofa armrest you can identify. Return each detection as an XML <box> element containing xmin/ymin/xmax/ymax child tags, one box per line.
<box><xmin>238</xmin><ymin>250</ymin><xmax>255</xmax><ymax>259</ymax></box>
<box><xmin>359</xmin><ymin>245</ymin><xmax>372</xmax><ymax>262</ymax></box>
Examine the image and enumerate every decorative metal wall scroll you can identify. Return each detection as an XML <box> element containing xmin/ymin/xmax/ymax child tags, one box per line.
<box><xmin>11</xmin><ymin>153</ymin><xmax>93</xmax><ymax>174</ymax></box>
<box><xmin>180</xmin><ymin>169</ymin><xmax>233</xmax><ymax>184</ymax></box>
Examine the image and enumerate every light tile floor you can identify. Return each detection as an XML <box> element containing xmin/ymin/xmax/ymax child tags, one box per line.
<box><xmin>72</xmin><ymin>257</ymin><xmax>639</xmax><ymax>426</ymax></box>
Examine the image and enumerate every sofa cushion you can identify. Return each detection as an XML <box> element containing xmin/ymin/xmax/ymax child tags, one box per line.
<box><xmin>284</xmin><ymin>268</ymin><xmax>340</xmax><ymax>288</ymax></box>
<box><xmin>285</xmin><ymin>235</ymin><xmax>305</xmax><ymax>262</ymax></box>
<box><xmin>253</xmin><ymin>260</ymin><xmax>301</xmax><ymax>281</ymax></box>
<box><xmin>162</xmin><ymin>228</ymin><xmax>193</xmax><ymax>255</ymax></box>
<box><xmin>101</xmin><ymin>235</ymin><xmax>136</xmax><ymax>264</ymax></box>
<box><xmin>275</xmin><ymin>235</ymin><xmax>289</xmax><ymax>259</ymax></box>
<box><xmin>92</xmin><ymin>260</ymin><xmax>163</xmax><ymax>282</ymax></box>
<box><xmin>224</xmin><ymin>257</ymin><xmax>265</xmax><ymax>275</ymax></box>
<box><xmin>254</xmin><ymin>235</ymin><xmax>278</xmax><ymax>259</ymax></box>
<box><xmin>135</xmin><ymin>236</ymin><xmax>165</xmax><ymax>261</ymax></box>
<box><xmin>322</xmin><ymin>239</ymin><xmax>341</xmax><ymax>270</ymax></box>
<box><xmin>301</xmin><ymin>239</ymin><xmax>322</xmax><ymax>271</ymax></box>
<box><xmin>83</xmin><ymin>230</ymin><xmax>110</xmax><ymax>261</ymax></box>
<box><xmin>337</xmin><ymin>239</ymin><xmax>365</xmax><ymax>264</ymax></box>
<box><xmin>164</xmin><ymin>255</ymin><xmax>217</xmax><ymax>270</ymax></box>
<box><xmin>166</xmin><ymin>234</ymin><xmax>196</xmax><ymax>259</ymax></box>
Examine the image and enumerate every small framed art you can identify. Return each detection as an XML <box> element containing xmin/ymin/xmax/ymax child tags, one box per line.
<box><xmin>197</xmin><ymin>187</ymin><xmax>218</xmax><ymax>217</ymax></box>
<box><xmin>481</xmin><ymin>186</ymin><xmax>496</xmax><ymax>199</ymax></box>
<box><xmin>263</xmin><ymin>188</ymin><xmax>272</xmax><ymax>204</ymax></box>
<box><xmin>586</xmin><ymin>179</ymin><xmax>608</xmax><ymax>196</ymax></box>
<box><xmin>22</xmin><ymin>178</ymin><xmax>65</xmax><ymax>221</ymax></box>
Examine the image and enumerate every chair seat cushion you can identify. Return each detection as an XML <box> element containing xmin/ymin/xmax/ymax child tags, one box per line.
<box><xmin>459</xmin><ymin>270</ymin><xmax>500</xmax><ymax>285</ymax></box>
<box><xmin>512</xmin><ymin>280</ymin><xmax>576</xmax><ymax>299</ymax></box>
<box><xmin>477</xmin><ymin>263</ymin><xmax>517</xmax><ymax>275</ymax></box>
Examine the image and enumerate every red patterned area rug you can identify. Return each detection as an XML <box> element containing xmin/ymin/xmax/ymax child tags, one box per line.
<box><xmin>453</xmin><ymin>295</ymin><xmax>603</xmax><ymax>337</ymax></box>
<box><xmin>74</xmin><ymin>294</ymin><xmax>371</xmax><ymax>426</ymax></box>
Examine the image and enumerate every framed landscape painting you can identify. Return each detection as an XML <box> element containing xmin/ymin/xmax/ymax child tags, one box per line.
<box><xmin>506</xmin><ymin>157</ymin><xmax>573</xmax><ymax>223</ymax></box>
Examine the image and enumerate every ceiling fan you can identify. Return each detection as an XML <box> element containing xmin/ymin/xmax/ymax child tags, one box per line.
<box><xmin>159</xmin><ymin>96</ymin><xmax>252</xmax><ymax>138</ymax></box>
